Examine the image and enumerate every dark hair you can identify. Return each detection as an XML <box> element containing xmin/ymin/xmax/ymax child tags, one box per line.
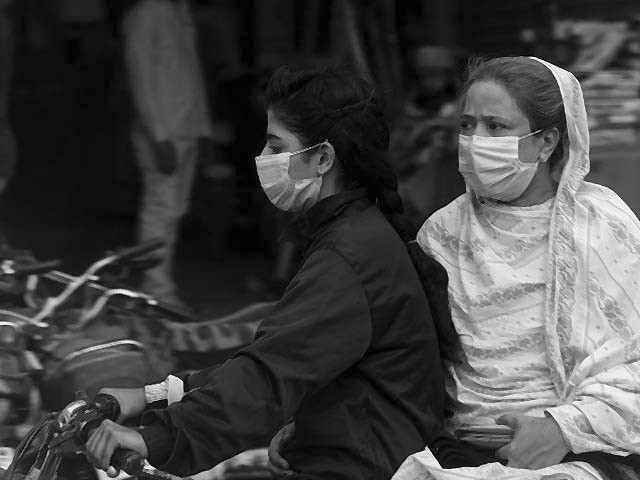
<box><xmin>264</xmin><ymin>64</ymin><xmax>404</xmax><ymax>218</ymax></box>
<box><xmin>464</xmin><ymin>57</ymin><xmax>568</xmax><ymax>172</ymax></box>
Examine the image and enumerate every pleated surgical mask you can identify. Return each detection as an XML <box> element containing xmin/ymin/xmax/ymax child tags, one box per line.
<box><xmin>255</xmin><ymin>141</ymin><xmax>326</xmax><ymax>212</ymax></box>
<box><xmin>458</xmin><ymin>130</ymin><xmax>544</xmax><ymax>201</ymax></box>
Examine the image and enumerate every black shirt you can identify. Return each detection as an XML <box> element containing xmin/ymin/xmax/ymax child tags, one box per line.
<box><xmin>140</xmin><ymin>189</ymin><xmax>445</xmax><ymax>479</ymax></box>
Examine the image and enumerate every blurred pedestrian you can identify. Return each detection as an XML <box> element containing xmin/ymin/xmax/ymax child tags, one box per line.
<box><xmin>0</xmin><ymin>0</ymin><xmax>16</xmax><ymax>195</ymax></box>
<box><xmin>122</xmin><ymin>0</ymin><xmax>213</xmax><ymax>307</ymax></box>
<box><xmin>389</xmin><ymin>44</ymin><xmax>464</xmax><ymax>232</ymax></box>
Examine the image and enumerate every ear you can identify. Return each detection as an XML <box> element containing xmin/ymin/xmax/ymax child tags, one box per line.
<box><xmin>539</xmin><ymin>127</ymin><xmax>560</xmax><ymax>163</ymax></box>
<box><xmin>316</xmin><ymin>142</ymin><xmax>336</xmax><ymax>175</ymax></box>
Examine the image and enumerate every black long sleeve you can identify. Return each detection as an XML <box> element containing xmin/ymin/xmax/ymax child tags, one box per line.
<box><xmin>140</xmin><ymin>248</ymin><xmax>372</xmax><ymax>476</ymax></box>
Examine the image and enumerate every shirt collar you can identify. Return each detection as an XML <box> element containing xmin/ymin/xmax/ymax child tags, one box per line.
<box><xmin>287</xmin><ymin>188</ymin><xmax>370</xmax><ymax>244</ymax></box>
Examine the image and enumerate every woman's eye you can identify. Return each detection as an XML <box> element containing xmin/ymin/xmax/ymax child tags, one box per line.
<box><xmin>488</xmin><ymin>122</ymin><xmax>506</xmax><ymax>131</ymax></box>
<box><xmin>267</xmin><ymin>144</ymin><xmax>282</xmax><ymax>154</ymax></box>
<box><xmin>459</xmin><ymin>120</ymin><xmax>472</xmax><ymax>131</ymax></box>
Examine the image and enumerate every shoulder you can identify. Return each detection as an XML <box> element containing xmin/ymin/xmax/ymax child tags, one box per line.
<box><xmin>327</xmin><ymin>205</ymin><xmax>403</xmax><ymax>258</ymax></box>
<box><xmin>577</xmin><ymin>182</ymin><xmax>640</xmax><ymax>228</ymax></box>
<box><xmin>416</xmin><ymin>193</ymin><xmax>468</xmax><ymax>252</ymax></box>
<box><xmin>576</xmin><ymin>182</ymin><xmax>640</xmax><ymax>263</ymax></box>
<box><xmin>310</xmin><ymin>205</ymin><xmax>410</xmax><ymax>281</ymax></box>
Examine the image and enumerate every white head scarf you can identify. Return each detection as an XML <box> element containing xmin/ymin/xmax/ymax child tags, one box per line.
<box><xmin>530</xmin><ymin>56</ymin><xmax>591</xmax><ymax>391</ymax></box>
<box><xmin>418</xmin><ymin>56</ymin><xmax>640</xmax><ymax>456</ymax></box>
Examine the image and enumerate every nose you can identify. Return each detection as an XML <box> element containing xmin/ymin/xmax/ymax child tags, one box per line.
<box><xmin>473</xmin><ymin>124</ymin><xmax>490</xmax><ymax>137</ymax></box>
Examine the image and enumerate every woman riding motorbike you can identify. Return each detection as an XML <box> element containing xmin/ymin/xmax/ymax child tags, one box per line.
<box><xmin>83</xmin><ymin>64</ymin><xmax>450</xmax><ymax>480</ymax></box>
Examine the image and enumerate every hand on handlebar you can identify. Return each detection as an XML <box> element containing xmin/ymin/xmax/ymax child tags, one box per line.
<box><xmin>85</xmin><ymin>420</ymin><xmax>148</xmax><ymax>475</ymax></box>
<box><xmin>267</xmin><ymin>422</ymin><xmax>295</xmax><ymax>477</ymax></box>
<box><xmin>98</xmin><ymin>387</ymin><xmax>147</xmax><ymax>422</ymax></box>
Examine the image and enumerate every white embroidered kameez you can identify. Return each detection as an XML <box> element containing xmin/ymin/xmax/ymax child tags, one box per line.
<box><xmin>440</xmin><ymin>196</ymin><xmax>559</xmax><ymax>431</ymax></box>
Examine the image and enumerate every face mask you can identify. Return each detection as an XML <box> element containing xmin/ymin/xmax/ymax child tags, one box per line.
<box><xmin>255</xmin><ymin>141</ymin><xmax>326</xmax><ymax>212</ymax></box>
<box><xmin>458</xmin><ymin>130</ymin><xmax>544</xmax><ymax>202</ymax></box>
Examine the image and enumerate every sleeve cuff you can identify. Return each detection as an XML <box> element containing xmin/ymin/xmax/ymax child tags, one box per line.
<box><xmin>545</xmin><ymin>403</ymin><xmax>593</xmax><ymax>454</ymax></box>
<box><xmin>139</xmin><ymin>421</ymin><xmax>174</xmax><ymax>467</ymax></box>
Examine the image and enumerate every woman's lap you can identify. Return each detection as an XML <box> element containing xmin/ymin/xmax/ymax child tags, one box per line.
<box><xmin>392</xmin><ymin>448</ymin><xmax>608</xmax><ymax>480</ymax></box>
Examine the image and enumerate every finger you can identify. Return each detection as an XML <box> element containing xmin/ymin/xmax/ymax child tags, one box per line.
<box><xmin>267</xmin><ymin>462</ymin><xmax>292</xmax><ymax>477</ymax></box>
<box><xmin>85</xmin><ymin>427</ymin><xmax>105</xmax><ymax>466</ymax></box>
<box><xmin>96</xmin><ymin>425</ymin><xmax>118</xmax><ymax>471</ymax></box>
<box><xmin>496</xmin><ymin>414</ymin><xmax>521</xmax><ymax>430</ymax></box>
<box><xmin>282</xmin><ymin>425</ymin><xmax>295</xmax><ymax>443</ymax></box>
<box><xmin>495</xmin><ymin>444</ymin><xmax>510</xmax><ymax>460</ymax></box>
<box><xmin>268</xmin><ymin>443</ymin><xmax>290</xmax><ymax>471</ymax></box>
<box><xmin>92</xmin><ymin>429</ymin><xmax>111</xmax><ymax>471</ymax></box>
<box><xmin>106</xmin><ymin>466</ymin><xmax>120</xmax><ymax>478</ymax></box>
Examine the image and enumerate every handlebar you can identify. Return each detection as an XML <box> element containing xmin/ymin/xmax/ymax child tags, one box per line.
<box><xmin>29</xmin><ymin>239</ymin><xmax>165</xmax><ymax>326</ymax></box>
<box><xmin>84</xmin><ymin>394</ymin><xmax>145</xmax><ymax>475</ymax></box>
<box><xmin>110</xmin><ymin>448</ymin><xmax>145</xmax><ymax>475</ymax></box>
<box><xmin>1</xmin><ymin>259</ymin><xmax>62</xmax><ymax>277</ymax></box>
<box><xmin>109</xmin><ymin>239</ymin><xmax>164</xmax><ymax>264</ymax></box>
<box><xmin>78</xmin><ymin>287</ymin><xmax>192</xmax><ymax>327</ymax></box>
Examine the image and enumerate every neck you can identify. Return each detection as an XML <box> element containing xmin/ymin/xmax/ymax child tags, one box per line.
<box><xmin>506</xmin><ymin>163</ymin><xmax>558</xmax><ymax>207</ymax></box>
<box><xmin>317</xmin><ymin>170</ymin><xmax>348</xmax><ymax>202</ymax></box>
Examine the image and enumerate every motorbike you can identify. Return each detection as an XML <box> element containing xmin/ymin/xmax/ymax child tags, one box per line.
<box><xmin>0</xmin><ymin>240</ymin><xmax>271</xmax><ymax>479</ymax></box>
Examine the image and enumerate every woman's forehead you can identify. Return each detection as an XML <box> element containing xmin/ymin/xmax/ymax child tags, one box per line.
<box><xmin>463</xmin><ymin>80</ymin><xmax>529</xmax><ymax>124</ymax></box>
<box><xmin>266</xmin><ymin>110</ymin><xmax>301</xmax><ymax>145</ymax></box>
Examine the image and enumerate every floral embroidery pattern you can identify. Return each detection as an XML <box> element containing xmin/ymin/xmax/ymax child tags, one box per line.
<box><xmin>606</xmin><ymin>214</ymin><xmax>640</xmax><ymax>257</ymax></box>
<box><xmin>588</xmin><ymin>273</ymin><xmax>635</xmax><ymax>339</ymax></box>
<box><xmin>463</xmin><ymin>283</ymin><xmax>544</xmax><ymax>309</ymax></box>
<box><xmin>426</xmin><ymin>222</ymin><xmax>484</xmax><ymax>263</ymax></box>
<box><xmin>624</xmin><ymin>335</ymin><xmax>640</xmax><ymax>363</ymax></box>
<box><xmin>460</xmin><ymin>331</ymin><xmax>546</xmax><ymax>360</ymax></box>
<box><xmin>496</xmin><ymin>233</ymin><xmax>549</xmax><ymax>262</ymax></box>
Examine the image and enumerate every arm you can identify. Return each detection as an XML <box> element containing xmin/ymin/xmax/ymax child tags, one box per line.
<box><xmin>544</xmin><ymin>349</ymin><xmax>640</xmax><ymax>456</ymax></box>
<box><xmin>139</xmin><ymin>249</ymin><xmax>372</xmax><ymax>476</ymax></box>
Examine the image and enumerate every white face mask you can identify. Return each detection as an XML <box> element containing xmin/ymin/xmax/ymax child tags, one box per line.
<box><xmin>458</xmin><ymin>130</ymin><xmax>544</xmax><ymax>202</ymax></box>
<box><xmin>255</xmin><ymin>141</ymin><xmax>325</xmax><ymax>212</ymax></box>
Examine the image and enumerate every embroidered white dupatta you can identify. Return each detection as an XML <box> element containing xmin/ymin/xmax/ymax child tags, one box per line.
<box><xmin>531</xmin><ymin>58</ymin><xmax>640</xmax><ymax>456</ymax></box>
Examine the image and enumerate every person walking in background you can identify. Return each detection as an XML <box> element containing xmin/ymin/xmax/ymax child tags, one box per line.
<box><xmin>0</xmin><ymin>0</ymin><xmax>16</xmax><ymax>195</ymax></box>
<box><xmin>122</xmin><ymin>0</ymin><xmax>213</xmax><ymax>307</ymax></box>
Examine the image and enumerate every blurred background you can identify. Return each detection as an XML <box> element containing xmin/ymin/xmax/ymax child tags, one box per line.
<box><xmin>1</xmin><ymin>0</ymin><xmax>640</xmax><ymax>314</ymax></box>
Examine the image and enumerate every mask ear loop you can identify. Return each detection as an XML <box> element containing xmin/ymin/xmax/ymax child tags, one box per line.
<box><xmin>290</xmin><ymin>139</ymin><xmax>329</xmax><ymax>157</ymax></box>
<box><xmin>518</xmin><ymin>128</ymin><xmax>544</xmax><ymax>140</ymax></box>
<box><xmin>519</xmin><ymin>128</ymin><xmax>550</xmax><ymax>164</ymax></box>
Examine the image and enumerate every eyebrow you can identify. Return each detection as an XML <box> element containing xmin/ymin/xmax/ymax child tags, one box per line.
<box><xmin>266</xmin><ymin>133</ymin><xmax>282</xmax><ymax>141</ymax></box>
<box><xmin>460</xmin><ymin>114</ymin><xmax>514</xmax><ymax>125</ymax></box>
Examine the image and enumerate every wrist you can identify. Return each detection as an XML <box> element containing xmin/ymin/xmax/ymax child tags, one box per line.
<box><xmin>544</xmin><ymin>412</ymin><xmax>571</xmax><ymax>455</ymax></box>
<box><xmin>144</xmin><ymin>376</ymin><xmax>184</xmax><ymax>405</ymax></box>
<box><xmin>144</xmin><ymin>380</ymin><xmax>168</xmax><ymax>404</ymax></box>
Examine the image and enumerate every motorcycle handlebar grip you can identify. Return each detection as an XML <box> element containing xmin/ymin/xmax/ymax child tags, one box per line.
<box><xmin>10</xmin><ymin>259</ymin><xmax>62</xmax><ymax>277</ymax></box>
<box><xmin>111</xmin><ymin>239</ymin><xmax>165</xmax><ymax>263</ymax></box>
<box><xmin>111</xmin><ymin>448</ymin><xmax>145</xmax><ymax>475</ymax></box>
